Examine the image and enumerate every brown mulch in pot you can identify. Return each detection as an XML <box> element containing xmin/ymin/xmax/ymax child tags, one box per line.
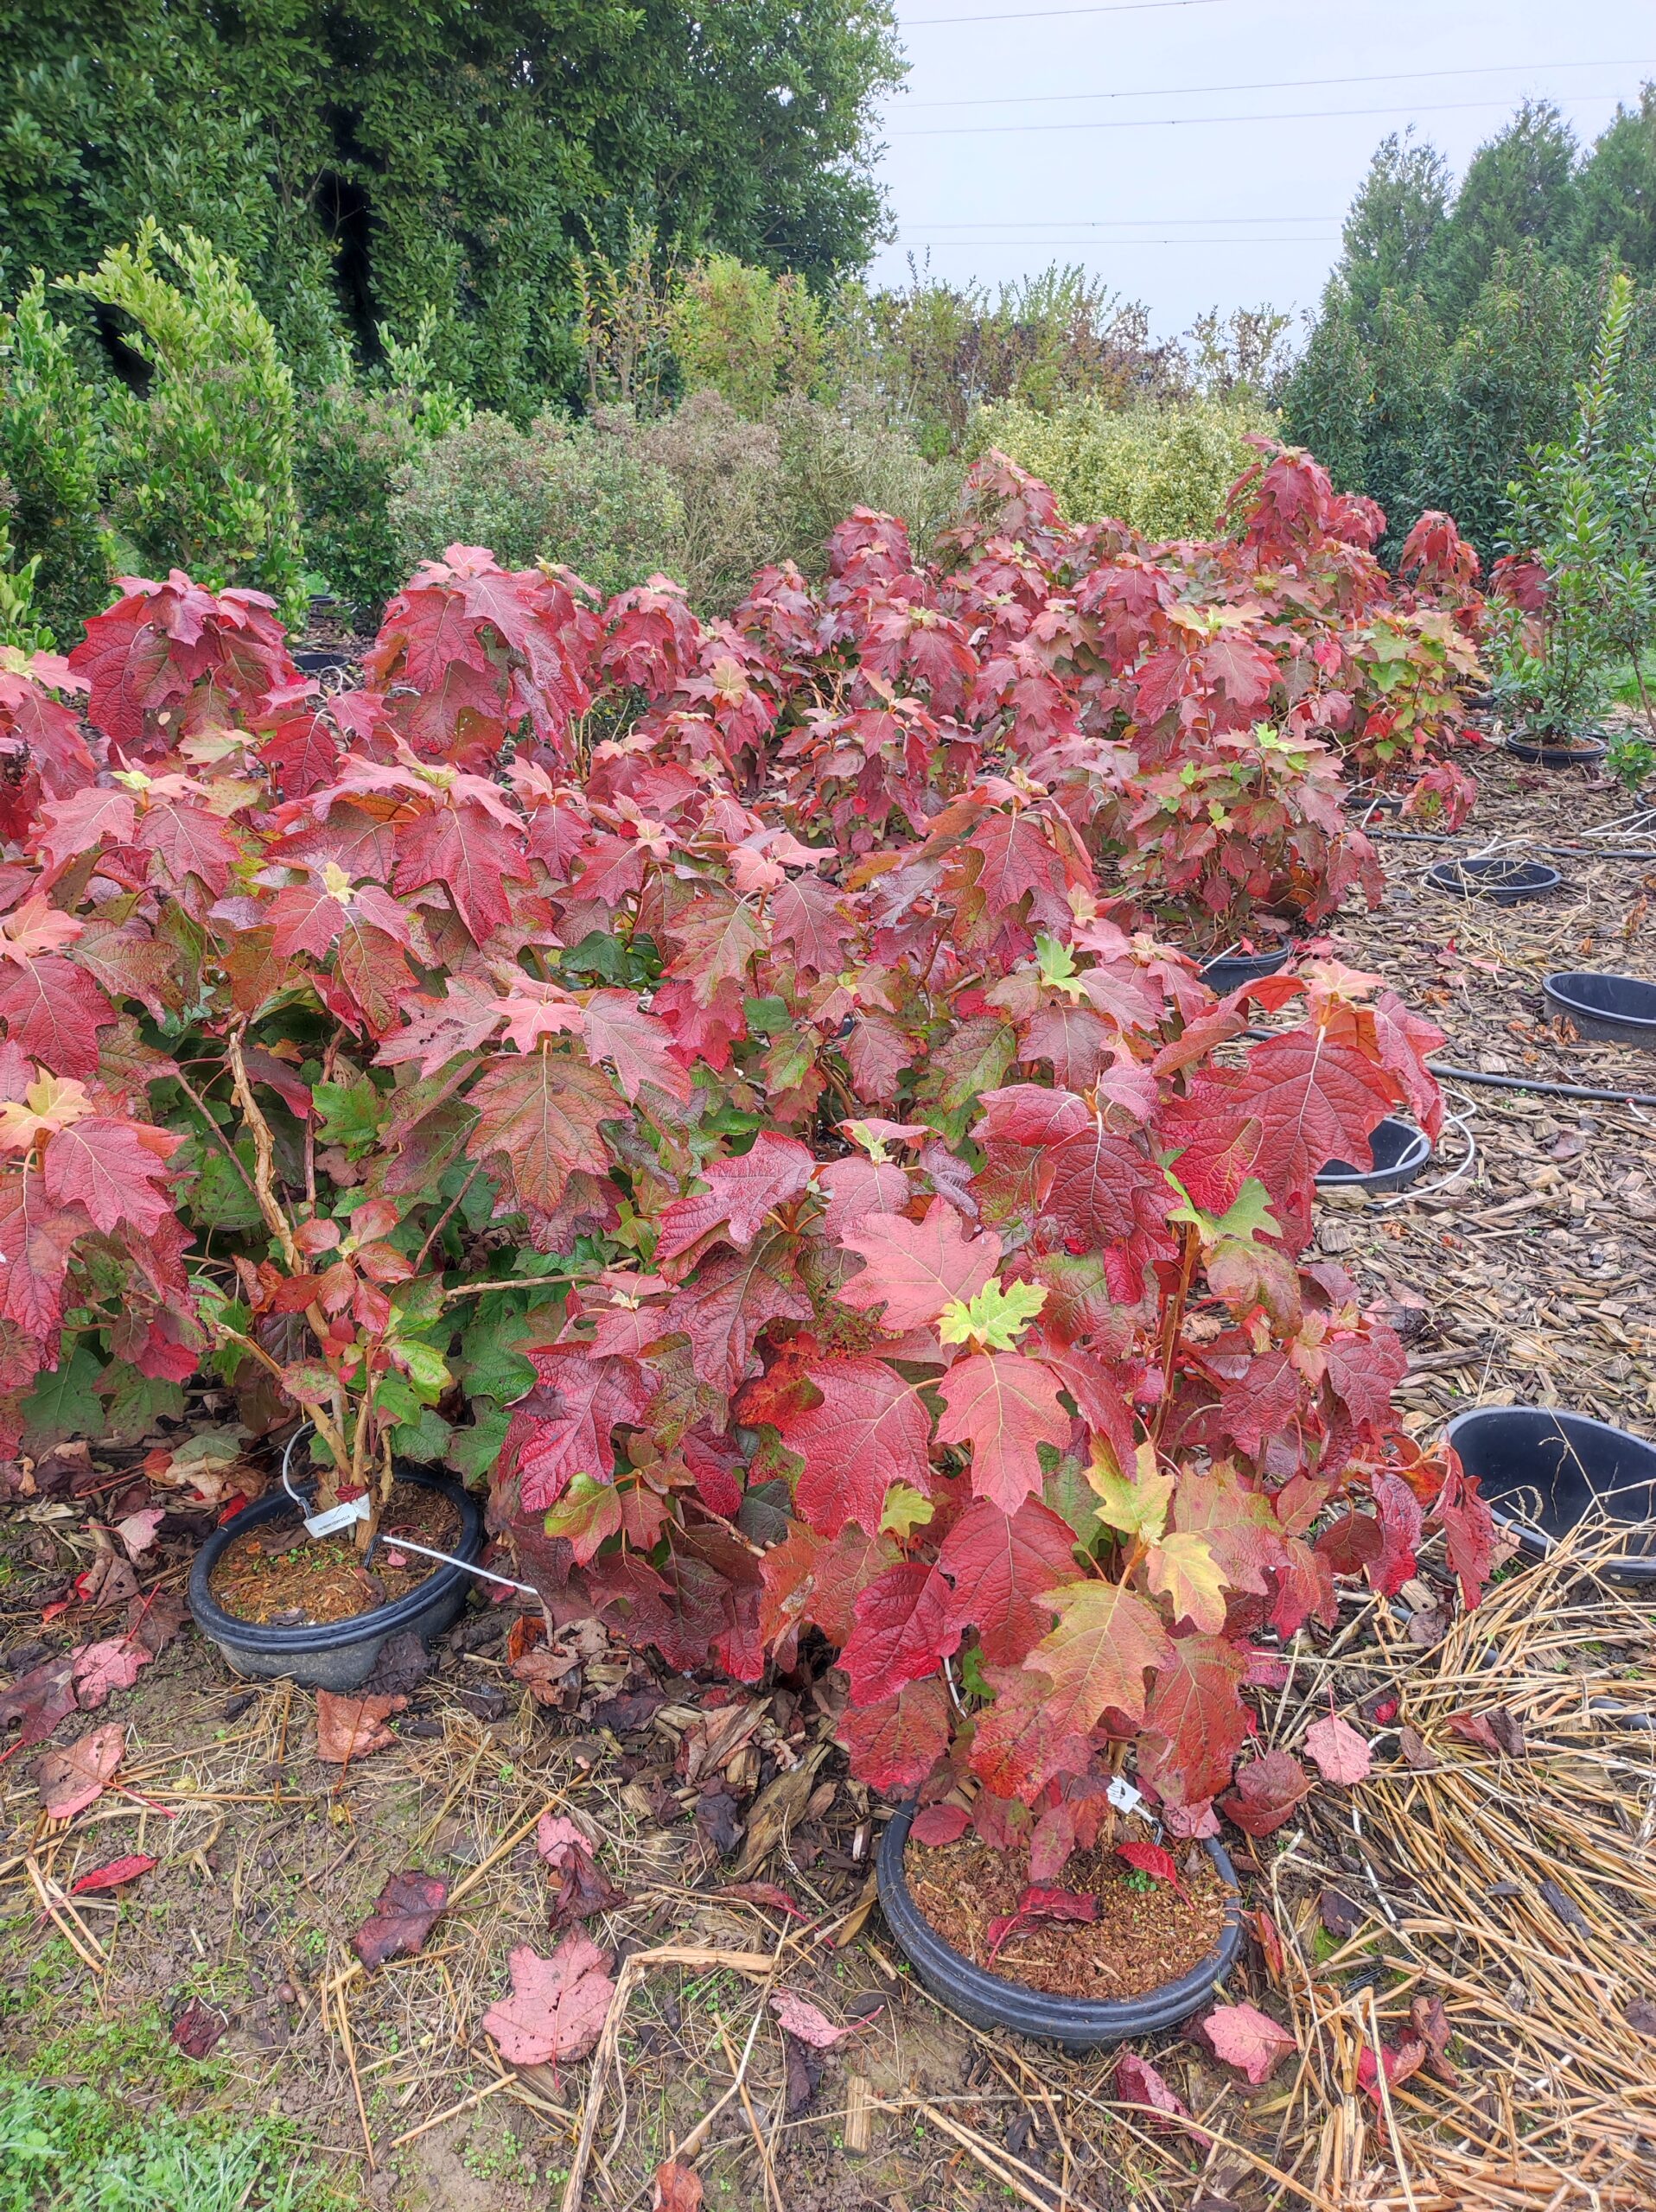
<box><xmin>207</xmin><ymin>1478</ymin><xmax>461</xmax><ymax>1626</ymax></box>
<box><xmin>906</xmin><ymin>1832</ymin><xmax>1229</xmax><ymax>1999</ymax></box>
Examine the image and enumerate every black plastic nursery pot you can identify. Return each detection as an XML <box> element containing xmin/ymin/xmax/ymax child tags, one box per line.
<box><xmin>1315</xmin><ymin>1115</ymin><xmax>1431</xmax><ymax>1197</ymax></box>
<box><xmin>1341</xmin><ymin>788</ymin><xmax>1403</xmax><ymax>817</ymax></box>
<box><xmin>1543</xmin><ymin>970</ymin><xmax>1656</xmax><ymax>1051</ymax></box>
<box><xmin>293</xmin><ymin>646</ymin><xmax>358</xmax><ymax>677</ymax></box>
<box><xmin>876</xmin><ymin>1804</ymin><xmax>1244</xmax><ymax>2049</ymax></box>
<box><xmin>1444</xmin><ymin>1408</ymin><xmax>1656</xmax><ymax>1586</ymax></box>
<box><xmin>1503</xmin><ymin>733</ymin><xmax>1608</xmax><ymax>769</ymax></box>
<box><xmin>188</xmin><ymin>1466</ymin><xmax>483</xmax><ymax>1691</ymax></box>
<box><xmin>1424</xmin><ymin>855</ymin><xmax>1561</xmax><ymax>904</ymax></box>
<box><xmin>1200</xmin><ymin>944</ymin><xmax>1294</xmax><ymax>995</ymax></box>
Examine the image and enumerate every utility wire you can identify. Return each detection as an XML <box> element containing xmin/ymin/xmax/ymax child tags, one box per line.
<box><xmin>895</xmin><ymin>233</ymin><xmax>1340</xmax><ymax>245</ymax></box>
<box><xmin>904</xmin><ymin>0</ymin><xmax>1231</xmax><ymax>26</ymax></box>
<box><xmin>899</xmin><ymin>213</ymin><xmax>1340</xmax><ymax>227</ymax></box>
<box><xmin>896</xmin><ymin>55</ymin><xmax>1656</xmax><ymax>112</ymax></box>
<box><xmin>891</xmin><ymin>90</ymin><xmax>1630</xmax><ymax>138</ymax></box>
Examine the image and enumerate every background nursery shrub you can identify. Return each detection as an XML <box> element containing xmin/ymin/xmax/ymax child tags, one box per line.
<box><xmin>61</xmin><ymin>224</ymin><xmax>304</xmax><ymax>618</ymax></box>
<box><xmin>633</xmin><ymin>391</ymin><xmax>789</xmax><ymax>613</ymax></box>
<box><xmin>970</xmin><ymin>393</ymin><xmax>1274</xmax><ymax>542</ymax></box>
<box><xmin>389</xmin><ymin>410</ymin><xmax>685</xmax><ymax>601</ymax></box>
<box><xmin>0</xmin><ymin>277</ymin><xmax>110</xmax><ymax>645</ymax></box>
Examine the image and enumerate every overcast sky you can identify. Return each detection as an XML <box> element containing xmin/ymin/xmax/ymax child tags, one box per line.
<box><xmin>869</xmin><ymin>0</ymin><xmax>1656</xmax><ymax>340</ymax></box>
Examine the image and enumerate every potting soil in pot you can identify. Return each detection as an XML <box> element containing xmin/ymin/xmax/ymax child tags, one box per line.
<box><xmin>907</xmin><ymin>1834</ymin><xmax>1228</xmax><ymax>1999</ymax></box>
<box><xmin>207</xmin><ymin>1479</ymin><xmax>462</xmax><ymax>1627</ymax></box>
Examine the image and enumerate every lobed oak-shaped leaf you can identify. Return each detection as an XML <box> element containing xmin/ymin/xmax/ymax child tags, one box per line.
<box><xmin>481</xmin><ymin>1936</ymin><xmax>615</xmax><ymax>2065</ymax></box>
<box><xmin>934</xmin><ymin>1350</ymin><xmax>1070</xmax><ymax>1516</ymax></box>
<box><xmin>1027</xmin><ymin>1582</ymin><xmax>1173</xmax><ymax>1738</ymax></box>
<box><xmin>839</xmin><ymin>1202</ymin><xmax>998</xmax><ymax>1331</ymax></box>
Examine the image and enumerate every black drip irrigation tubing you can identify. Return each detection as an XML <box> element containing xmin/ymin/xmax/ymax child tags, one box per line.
<box><xmin>1368</xmin><ymin>827</ymin><xmax>1656</xmax><ymax>860</ymax></box>
<box><xmin>1424</xmin><ymin>1061</ymin><xmax>1656</xmax><ymax>1109</ymax></box>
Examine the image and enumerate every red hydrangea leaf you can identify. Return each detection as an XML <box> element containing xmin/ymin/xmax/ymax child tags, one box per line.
<box><xmin>1201</xmin><ymin>2000</ymin><xmax>1297</xmax><ymax>2083</ymax></box>
<box><xmin>136</xmin><ymin>803</ymin><xmax>243</xmax><ymax>900</ymax></box>
<box><xmin>1303</xmin><ymin>1713</ymin><xmax>1373</xmax><ymax>1785</ymax></box>
<box><xmin>1371</xmin><ymin>990</ymin><xmax>1446</xmax><ymax>1142</ymax></box>
<box><xmin>934</xmin><ymin>1351</ymin><xmax>1070</xmax><ymax>1516</ymax></box>
<box><xmin>1218</xmin><ymin>1750</ymin><xmax>1313</xmax><ymax>1837</ymax></box>
<box><xmin>43</xmin><ymin>1118</ymin><xmax>177</xmax><ymax>1236</ymax></box>
<box><xmin>37</xmin><ymin>1721</ymin><xmax>124</xmax><ymax>1818</ymax></box>
<box><xmin>654</xmin><ymin>1133</ymin><xmax>815</xmax><ymax>1266</ymax></box>
<box><xmin>1206</xmin><ymin>1031</ymin><xmax>1398</xmax><ymax>1236</ymax></box>
<box><xmin>665</xmin><ymin>1234</ymin><xmax>812</xmax><ymax>1396</ymax></box>
<box><xmin>938</xmin><ymin>1496</ymin><xmax>1079</xmax><ymax>1666</ymax></box>
<box><xmin>70</xmin><ymin>1853</ymin><xmax>156</xmax><ymax>1893</ymax></box>
<box><xmin>758</xmin><ymin>1521</ymin><xmax>900</xmax><ymax>1652</ymax></box>
<box><xmin>481</xmin><ymin>1936</ymin><xmax>615</xmax><ymax>2065</ymax></box>
<box><xmin>840</xmin><ymin>1562</ymin><xmax>960</xmax><ymax>1705</ymax></box>
<box><xmin>1112</xmin><ymin>2050</ymin><xmax>1195</xmax><ymax>2129</ymax></box>
<box><xmin>770</xmin><ymin>1991</ymin><xmax>858</xmax><ymax>2049</ymax></box>
<box><xmin>505</xmin><ymin>1351</ymin><xmax>651</xmax><ymax>1512</ymax></box>
<box><xmin>839</xmin><ymin>1202</ymin><xmax>999</xmax><ymax>1330</ymax></box>
<box><xmin>909</xmin><ymin>1802</ymin><xmax>971</xmax><ymax>1847</ymax></box>
<box><xmin>1116</xmin><ymin>1840</ymin><xmax>1189</xmax><ymax>1898</ymax></box>
<box><xmin>71</xmin><ymin>1636</ymin><xmax>152</xmax><ymax>1708</ymax></box>
<box><xmin>1137</xmin><ymin>1631</ymin><xmax>1252</xmax><ymax>1809</ymax></box>
<box><xmin>967</xmin><ymin>1662</ymin><xmax>1094</xmax><ymax>1801</ymax></box>
<box><xmin>1027</xmin><ymin>1582</ymin><xmax>1173</xmax><ymax>1738</ymax></box>
<box><xmin>0</xmin><ymin>1175</ymin><xmax>88</xmax><ymax>1341</ymax></box>
<box><xmin>171</xmin><ymin>1997</ymin><xmax>228</xmax><ymax>2060</ymax></box>
<box><xmin>0</xmin><ymin>957</ymin><xmax>115</xmax><ymax>1079</ymax></box>
<box><xmin>393</xmin><ymin>805</ymin><xmax>531</xmax><ymax>943</ymax></box>
<box><xmin>835</xmin><ymin>1675</ymin><xmax>950</xmax><ymax>1793</ymax></box>
<box><xmin>771</xmin><ymin>1357</ymin><xmax>934</xmax><ymax>1538</ymax></box>
<box><xmin>816</xmin><ymin>1155</ymin><xmax>910</xmax><ymax>1242</ymax></box>
<box><xmin>1434</xmin><ymin>1455</ymin><xmax>1494</xmax><ymax>1608</ymax></box>
<box><xmin>464</xmin><ymin>1052</ymin><xmax>621</xmax><ymax>1216</ymax></box>
<box><xmin>1369</xmin><ymin>1471</ymin><xmax>1423</xmax><ymax>1599</ymax></box>
<box><xmin>581</xmin><ymin>990</ymin><xmax>695</xmax><ymax>1105</ymax></box>
<box><xmin>352</xmin><ymin>1869</ymin><xmax>449</xmax><ymax>1970</ymax></box>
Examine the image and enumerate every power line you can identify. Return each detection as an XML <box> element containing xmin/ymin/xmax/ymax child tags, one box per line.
<box><xmin>889</xmin><ymin>90</ymin><xmax>1631</xmax><ymax>139</ymax></box>
<box><xmin>895</xmin><ymin>234</ymin><xmax>1341</xmax><ymax>246</ymax></box>
<box><xmin>901</xmin><ymin>214</ymin><xmax>1339</xmax><ymax>227</ymax></box>
<box><xmin>896</xmin><ymin>55</ymin><xmax>1656</xmax><ymax>113</ymax></box>
<box><xmin>902</xmin><ymin>0</ymin><xmax>1231</xmax><ymax>25</ymax></box>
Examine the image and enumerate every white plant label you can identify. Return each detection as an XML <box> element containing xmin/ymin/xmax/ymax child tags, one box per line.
<box><xmin>304</xmin><ymin>1495</ymin><xmax>371</xmax><ymax>1540</ymax></box>
<box><xmin>1106</xmin><ymin>1775</ymin><xmax>1146</xmax><ymax>1817</ymax></box>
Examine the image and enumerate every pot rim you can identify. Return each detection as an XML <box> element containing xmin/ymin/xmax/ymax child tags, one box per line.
<box><xmin>876</xmin><ymin>1802</ymin><xmax>1245</xmax><ymax>2040</ymax></box>
<box><xmin>1444</xmin><ymin>1407</ymin><xmax>1656</xmax><ymax>1582</ymax></box>
<box><xmin>187</xmin><ymin>1465</ymin><xmax>483</xmax><ymax>1653</ymax></box>
<box><xmin>1314</xmin><ymin>1115</ymin><xmax>1431</xmax><ymax>1188</ymax></box>
<box><xmin>1543</xmin><ymin>971</ymin><xmax>1656</xmax><ymax>1030</ymax></box>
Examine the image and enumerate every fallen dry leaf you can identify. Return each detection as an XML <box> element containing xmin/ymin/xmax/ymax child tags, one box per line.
<box><xmin>717</xmin><ymin>1880</ymin><xmax>806</xmax><ymax>1920</ymax></box>
<box><xmin>71</xmin><ymin>1637</ymin><xmax>151</xmax><ymax>1710</ymax></box>
<box><xmin>171</xmin><ymin>1996</ymin><xmax>227</xmax><ymax>2059</ymax></box>
<box><xmin>315</xmin><ymin>1689</ymin><xmax>407</xmax><ymax>1764</ymax></box>
<box><xmin>481</xmin><ymin>1936</ymin><xmax>615</xmax><ymax>2065</ymax></box>
<box><xmin>653</xmin><ymin>2159</ymin><xmax>704</xmax><ymax>2212</ymax></box>
<box><xmin>69</xmin><ymin>1853</ymin><xmax>156</xmax><ymax>1893</ymax></box>
<box><xmin>1201</xmin><ymin>2000</ymin><xmax>1297</xmax><ymax>2084</ymax></box>
<box><xmin>1112</xmin><ymin>2050</ymin><xmax>1200</xmax><ymax>2133</ymax></box>
<box><xmin>1217</xmin><ymin>1748</ymin><xmax>1312</xmax><ymax>1835</ymax></box>
<box><xmin>537</xmin><ymin>1813</ymin><xmax>625</xmax><ymax>1928</ymax></box>
<box><xmin>37</xmin><ymin>1722</ymin><xmax>124</xmax><ymax>1818</ymax></box>
<box><xmin>351</xmin><ymin>1868</ymin><xmax>449</xmax><ymax>1970</ymax></box>
<box><xmin>112</xmin><ymin>1506</ymin><xmax>164</xmax><ymax>1561</ymax></box>
<box><xmin>1304</xmin><ymin>1713</ymin><xmax>1373</xmax><ymax>1785</ymax></box>
<box><xmin>770</xmin><ymin>1990</ymin><xmax>857</xmax><ymax>2049</ymax></box>
<box><xmin>909</xmin><ymin>1802</ymin><xmax>971</xmax><ymax>1847</ymax></box>
<box><xmin>0</xmin><ymin>1649</ymin><xmax>79</xmax><ymax>1745</ymax></box>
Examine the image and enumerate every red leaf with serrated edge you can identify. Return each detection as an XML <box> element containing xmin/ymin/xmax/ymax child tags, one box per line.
<box><xmin>840</xmin><ymin>1562</ymin><xmax>959</xmax><ymax>1705</ymax></box>
<box><xmin>1218</xmin><ymin>1750</ymin><xmax>1312</xmax><ymax>1837</ymax></box>
<box><xmin>988</xmin><ymin>1882</ymin><xmax>1098</xmax><ymax>1959</ymax></box>
<box><xmin>1194</xmin><ymin>1029</ymin><xmax>1398</xmax><ymax>1239</ymax></box>
<box><xmin>1369</xmin><ymin>989</ymin><xmax>1446</xmax><ymax>1142</ymax></box>
<box><xmin>758</xmin><ymin>1522</ymin><xmax>900</xmax><ymax>1655</ymax></box>
<box><xmin>909</xmin><ymin>1802</ymin><xmax>971</xmax><ymax>1847</ymax></box>
<box><xmin>934</xmin><ymin>1351</ymin><xmax>1070</xmax><ymax>1516</ymax></box>
<box><xmin>0</xmin><ymin>1173</ymin><xmax>88</xmax><ymax>1343</ymax></box>
<box><xmin>581</xmin><ymin>990</ymin><xmax>694</xmax><ymax>1105</ymax></box>
<box><xmin>393</xmin><ymin>804</ymin><xmax>532</xmax><ymax>943</ymax></box>
<box><xmin>1433</xmin><ymin>1455</ymin><xmax>1494</xmax><ymax>1608</ymax></box>
<box><xmin>1113</xmin><ymin>2050</ymin><xmax>1196</xmax><ymax>2130</ymax></box>
<box><xmin>1201</xmin><ymin>2000</ymin><xmax>1297</xmax><ymax>2083</ymax></box>
<box><xmin>352</xmin><ymin>1869</ymin><xmax>449</xmax><ymax>1970</ymax></box>
<box><xmin>653</xmin><ymin>2159</ymin><xmax>704</xmax><ymax>2212</ymax></box>
<box><xmin>938</xmin><ymin>1497</ymin><xmax>1079</xmax><ymax>1666</ymax></box>
<box><xmin>42</xmin><ymin>1117</ymin><xmax>178</xmax><ymax>1236</ymax></box>
<box><xmin>1116</xmin><ymin>1840</ymin><xmax>1190</xmax><ymax>1897</ymax></box>
<box><xmin>0</xmin><ymin>957</ymin><xmax>115</xmax><ymax>1078</ymax></box>
<box><xmin>481</xmin><ymin>1936</ymin><xmax>615</xmax><ymax>2064</ymax></box>
<box><xmin>1028</xmin><ymin>1581</ymin><xmax>1173</xmax><ymax>1738</ymax></box>
<box><xmin>1137</xmin><ymin>1632</ymin><xmax>1252</xmax><ymax>1809</ymax></box>
<box><xmin>968</xmin><ymin>1662</ymin><xmax>1094</xmax><ymax>1802</ymax></box>
<box><xmin>505</xmin><ymin>1351</ymin><xmax>651</xmax><ymax>1511</ymax></box>
<box><xmin>1304</xmin><ymin>1713</ymin><xmax>1372</xmax><ymax>1785</ymax></box>
<box><xmin>839</xmin><ymin>1202</ymin><xmax>998</xmax><ymax>1330</ymax></box>
<box><xmin>816</xmin><ymin>1154</ymin><xmax>910</xmax><ymax>1242</ymax></box>
<box><xmin>665</xmin><ymin>1234</ymin><xmax>812</xmax><ymax>1396</ymax></box>
<box><xmin>835</xmin><ymin>1675</ymin><xmax>950</xmax><ymax>1792</ymax></box>
<box><xmin>771</xmin><ymin>1356</ymin><xmax>933</xmax><ymax>1538</ymax></box>
<box><xmin>464</xmin><ymin>1052</ymin><xmax>621</xmax><ymax>1217</ymax></box>
<box><xmin>1369</xmin><ymin>1471</ymin><xmax>1423</xmax><ymax>1599</ymax></box>
<box><xmin>654</xmin><ymin>1133</ymin><xmax>815</xmax><ymax>1265</ymax></box>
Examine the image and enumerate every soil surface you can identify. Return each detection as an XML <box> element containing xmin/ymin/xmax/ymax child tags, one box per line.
<box><xmin>208</xmin><ymin>1482</ymin><xmax>461</xmax><ymax>1627</ymax></box>
<box><xmin>907</xmin><ymin>1833</ymin><xmax>1228</xmax><ymax>1998</ymax></box>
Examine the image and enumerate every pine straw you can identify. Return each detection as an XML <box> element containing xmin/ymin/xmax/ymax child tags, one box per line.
<box><xmin>1244</xmin><ymin>1518</ymin><xmax>1656</xmax><ymax>2211</ymax></box>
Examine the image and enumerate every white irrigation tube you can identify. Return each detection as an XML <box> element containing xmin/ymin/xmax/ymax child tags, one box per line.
<box><xmin>279</xmin><ymin>1421</ymin><xmax>538</xmax><ymax>1596</ymax></box>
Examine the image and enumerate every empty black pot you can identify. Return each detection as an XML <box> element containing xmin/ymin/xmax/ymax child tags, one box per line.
<box><xmin>1543</xmin><ymin>971</ymin><xmax>1656</xmax><ymax>1050</ymax></box>
<box><xmin>1503</xmin><ymin>734</ymin><xmax>1608</xmax><ymax>769</ymax></box>
<box><xmin>293</xmin><ymin>646</ymin><xmax>358</xmax><ymax>677</ymax></box>
<box><xmin>1444</xmin><ymin>1408</ymin><xmax>1656</xmax><ymax>1585</ymax></box>
<box><xmin>876</xmin><ymin>1803</ymin><xmax>1244</xmax><ymax>2048</ymax></box>
<box><xmin>1424</xmin><ymin>856</ymin><xmax>1561</xmax><ymax>904</ymax></box>
<box><xmin>1315</xmin><ymin>1116</ymin><xmax>1431</xmax><ymax>1195</ymax></box>
<box><xmin>1201</xmin><ymin>944</ymin><xmax>1294</xmax><ymax>994</ymax></box>
<box><xmin>1342</xmin><ymin>789</ymin><xmax>1402</xmax><ymax>817</ymax></box>
<box><xmin>188</xmin><ymin>1465</ymin><xmax>482</xmax><ymax>1690</ymax></box>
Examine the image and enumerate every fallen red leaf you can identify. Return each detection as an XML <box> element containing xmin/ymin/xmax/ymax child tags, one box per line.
<box><xmin>0</xmin><ymin>1650</ymin><xmax>80</xmax><ymax>1745</ymax></box>
<box><xmin>537</xmin><ymin>1813</ymin><xmax>625</xmax><ymax>1927</ymax></box>
<box><xmin>352</xmin><ymin>1868</ymin><xmax>449</xmax><ymax>1970</ymax></box>
<box><xmin>70</xmin><ymin>1853</ymin><xmax>156</xmax><ymax>1893</ymax></box>
<box><xmin>653</xmin><ymin>2158</ymin><xmax>704</xmax><ymax>2212</ymax></box>
<box><xmin>1116</xmin><ymin>1840</ymin><xmax>1190</xmax><ymax>1900</ymax></box>
<box><xmin>1303</xmin><ymin>1713</ymin><xmax>1373</xmax><ymax>1785</ymax></box>
<box><xmin>37</xmin><ymin>1722</ymin><xmax>124</xmax><ymax>1818</ymax></box>
<box><xmin>315</xmin><ymin>1689</ymin><xmax>407</xmax><ymax>1764</ymax></box>
<box><xmin>769</xmin><ymin>1990</ymin><xmax>857</xmax><ymax>2048</ymax></box>
<box><xmin>909</xmin><ymin>1802</ymin><xmax>971</xmax><ymax>1847</ymax></box>
<box><xmin>171</xmin><ymin>1995</ymin><xmax>227</xmax><ymax>2059</ymax></box>
<box><xmin>481</xmin><ymin>1936</ymin><xmax>615</xmax><ymax>2064</ymax></box>
<box><xmin>1112</xmin><ymin>2050</ymin><xmax>1201</xmax><ymax>2137</ymax></box>
<box><xmin>1218</xmin><ymin>1749</ymin><xmax>1313</xmax><ymax>1837</ymax></box>
<box><xmin>717</xmin><ymin>1881</ymin><xmax>807</xmax><ymax>1919</ymax></box>
<box><xmin>1201</xmin><ymin>2000</ymin><xmax>1297</xmax><ymax>2083</ymax></box>
<box><xmin>71</xmin><ymin>1636</ymin><xmax>152</xmax><ymax>1711</ymax></box>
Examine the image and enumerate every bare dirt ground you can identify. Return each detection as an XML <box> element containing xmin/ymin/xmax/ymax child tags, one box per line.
<box><xmin>3</xmin><ymin>745</ymin><xmax>1656</xmax><ymax>2212</ymax></box>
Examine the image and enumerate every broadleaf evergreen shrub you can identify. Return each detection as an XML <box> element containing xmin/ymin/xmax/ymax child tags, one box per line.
<box><xmin>0</xmin><ymin>277</ymin><xmax>110</xmax><ymax>643</ymax></box>
<box><xmin>61</xmin><ymin>224</ymin><xmax>304</xmax><ymax>615</ymax></box>
<box><xmin>969</xmin><ymin>395</ymin><xmax>1272</xmax><ymax>541</ymax></box>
